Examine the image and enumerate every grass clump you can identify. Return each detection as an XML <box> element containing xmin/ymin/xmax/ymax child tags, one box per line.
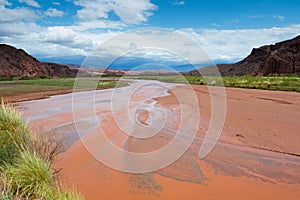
<box><xmin>27</xmin><ymin>131</ymin><xmax>64</xmax><ymax>165</ymax></box>
<box><xmin>0</xmin><ymin>102</ymin><xmax>29</xmax><ymax>165</ymax></box>
<box><xmin>52</xmin><ymin>185</ymin><xmax>83</xmax><ymax>200</ymax></box>
<box><xmin>1</xmin><ymin>151</ymin><xmax>53</xmax><ymax>199</ymax></box>
<box><xmin>0</xmin><ymin>102</ymin><xmax>83</xmax><ymax>200</ymax></box>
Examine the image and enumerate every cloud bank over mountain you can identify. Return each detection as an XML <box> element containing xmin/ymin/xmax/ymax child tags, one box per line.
<box><xmin>1</xmin><ymin>0</ymin><xmax>300</xmax><ymax>66</ymax></box>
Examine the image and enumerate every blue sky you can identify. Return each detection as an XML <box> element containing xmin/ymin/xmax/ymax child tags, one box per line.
<box><xmin>151</xmin><ymin>0</ymin><xmax>300</xmax><ymax>29</ymax></box>
<box><xmin>1</xmin><ymin>0</ymin><xmax>300</xmax><ymax>68</ymax></box>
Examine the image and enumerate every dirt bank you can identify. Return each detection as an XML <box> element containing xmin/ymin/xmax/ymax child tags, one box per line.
<box><xmin>19</xmin><ymin>83</ymin><xmax>300</xmax><ymax>200</ymax></box>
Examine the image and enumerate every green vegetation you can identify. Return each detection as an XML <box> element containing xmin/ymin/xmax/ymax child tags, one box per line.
<box><xmin>1</xmin><ymin>152</ymin><xmax>53</xmax><ymax>198</ymax></box>
<box><xmin>124</xmin><ymin>75</ymin><xmax>300</xmax><ymax>92</ymax></box>
<box><xmin>0</xmin><ymin>103</ymin><xmax>29</xmax><ymax>165</ymax></box>
<box><xmin>0</xmin><ymin>78</ymin><xmax>13</xmax><ymax>82</ymax></box>
<box><xmin>221</xmin><ymin>76</ymin><xmax>300</xmax><ymax>92</ymax></box>
<box><xmin>0</xmin><ymin>103</ymin><xmax>83</xmax><ymax>200</ymax></box>
<box><xmin>0</xmin><ymin>75</ymin><xmax>298</xmax><ymax>100</ymax></box>
<box><xmin>0</xmin><ymin>77</ymin><xmax>128</xmax><ymax>98</ymax></box>
<box><xmin>97</xmin><ymin>80</ymin><xmax>128</xmax><ymax>88</ymax></box>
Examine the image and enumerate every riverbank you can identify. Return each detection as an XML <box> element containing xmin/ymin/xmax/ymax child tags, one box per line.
<box><xmin>0</xmin><ymin>78</ymin><xmax>128</xmax><ymax>103</ymax></box>
<box><xmin>2</xmin><ymin>75</ymin><xmax>300</xmax><ymax>103</ymax></box>
<box><xmin>17</xmin><ymin>81</ymin><xmax>300</xmax><ymax>199</ymax></box>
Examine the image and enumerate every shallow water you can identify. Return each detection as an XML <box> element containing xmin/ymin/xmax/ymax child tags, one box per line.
<box><xmin>17</xmin><ymin>80</ymin><xmax>300</xmax><ymax>199</ymax></box>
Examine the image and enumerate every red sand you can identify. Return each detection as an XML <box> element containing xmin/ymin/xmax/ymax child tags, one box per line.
<box><xmin>19</xmin><ymin>83</ymin><xmax>300</xmax><ymax>200</ymax></box>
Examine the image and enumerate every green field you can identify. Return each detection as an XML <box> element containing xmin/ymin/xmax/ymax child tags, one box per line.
<box><xmin>0</xmin><ymin>78</ymin><xmax>128</xmax><ymax>97</ymax></box>
<box><xmin>1</xmin><ymin>75</ymin><xmax>299</xmax><ymax>99</ymax></box>
<box><xmin>124</xmin><ymin>75</ymin><xmax>300</xmax><ymax>92</ymax></box>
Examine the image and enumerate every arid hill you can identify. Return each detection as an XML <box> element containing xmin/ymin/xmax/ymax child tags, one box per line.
<box><xmin>188</xmin><ymin>35</ymin><xmax>300</xmax><ymax>76</ymax></box>
<box><xmin>3</xmin><ymin>35</ymin><xmax>300</xmax><ymax>78</ymax></box>
<box><xmin>0</xmin><ymin>44</ymin><xmax>77</xmax><ymax>78</ymax></box>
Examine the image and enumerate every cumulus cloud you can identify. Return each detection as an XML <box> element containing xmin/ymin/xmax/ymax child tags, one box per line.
<box><xmin>0</xmin><ymin>0</ymin><xmax>11</xmax><ymax>7</ymax></box>
<box><xmin>44</xmin><ymin>8</ymin><xmax>65</xmax><ymax>17</ymax></box>
<box><xmin>2</xmin><ymin>26</ymin><xmax>100</xmax><ymax>60</ymax></box>
<box><xmin>0</xmin><ymin>6</ymin><xmax>37</xmax><ymax>23</ymax></box>
<box><xmin>273</xmin><ymin>15</ymin><xmax>285</xmax><ymax>20</ymax></box>
<box><xmin>72</xmin><ymin>20</ymin><xmax>126</xmax><ymax>31</ymax></box>
<box><xmin>75</xmin><ymin>26</ymin><xmax>300</xmax><ymax>65</ymax></box>
<box><xmin>0</xmin><ymin>0</ymin><xmax>299</xmax><ymax>65</ymax></box>
<box><xmin>180</xmin><ymin>25</ymin><xmax>300</xmax><ymax>61</ymax></box>
<box><xmin>250</xmin><ymin>15</ymin><xmax>285</xmax><ymax>21</ymax></box>
<box><xmin>0</xmin><ymin>2</ymin><xmax>39</xmax><ymax>38</ymax></box>
<box><xmin>74</xmin><ymin>0</ymin><xmax>157</xmax><ymax>24</ymax></box>
<box><xmin>2</xmin><ymin>23</ymin><xmax>300</xmax><ymax>65</ymax></box>
<box><xmin>42</xmin><ymin>27</ymin><xmax>77</xmax><ymax>44</ymax></box>
<box><xmin>0</xmin><ymin>22</ymin><xmax>41</xmax><ymax>37</ymax></box>
<box><xmin>18</xmin><ymin>0</ymin><xmax>40</xmax><ymax>8</ymax></box>
<box><xmin>173</xmin><ymin>1</ymin><xmax>185</xmax><ymax>6</ymax></box>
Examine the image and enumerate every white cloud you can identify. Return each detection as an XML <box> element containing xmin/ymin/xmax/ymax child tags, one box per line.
<box><xmin>249</xmin><ymin>15</ymin><xmax>264</xmax><ymax>19</ymax></box>
<box><xmin>273</xmin><ymin>15</ymin><xmax>285</xmax><ymax>20</ymax></box>
<box><xmin>0</xmin><ymin>0</ymin><xmax>299</xmax><ymax>66</ymax></box>
<box><xmin>0</xmin><ymin>6</ymin><xmax>37</xmax><ymax>23</ymax></box>
<box><xmin>42</xmin><ymin>27</ymin><xmax>76</xmax><ymax>44</ymax></box>
<box><xmin>53</xmin><ymin>2</ymin><xmax>60</xmax><ymax>5</ymax></box>
<box><xmin>173</xmin><ymin>1</ymin><xmax>185</xmax><ymax>6</ymax></box>
<box><xmin>2</xmin><ymin>24</ymin><xmax>300</xmax><ymax>64</ymax></box>
<box><xmin>74</xmin><ymin>0</ymin><xmax>157</xmax><ymax>24</ymax></box>
<box><xmin>0</xmin><ymin>5</ymin><xmax>40</xmax><ymax>37</ymax></box>
<box><xmin>250</xmin><ymin>15</ymin><xmax>285</xmax><ymax>21</ymax></box>
<box><xmin>18</xmin><ymin>0</ymin><xmax>40</xmax><ymax>8</ymax></box>
<box><xmin>0</xmin><ymin>0</ymin><xmax>11</xmax><ymax>7</ymax></box>
<box><xmin>71</xmin><ymin>20</ymin><xmax>126</xmax><ymax>31</ymax></box>
<box><xmin>180</xmin><ymin>25</ymin><xmax>300</xmax><ymax>61</ymax></box>
<box><xmin>7</xmin><ymin>26</ymin><xmax>118</xmax><ymax>60</ymax></box>
<box><xmin>84</xmin><ymin>27</ymin><xmax>300</xmax><ymax>65</ymax></box>
<box><xmin>44</xmin><ymin>8</ymin><xmax>65</xmax><ymax>17</ymax></box>
<box><xmin>0</xmin><ymin>22</ymin><xmax>41</xmax><ymax>36</ymax></box>
<box><xmin>211</xmin><ymin>23</ymin><xmax>220</xmax><ymax>27</ymax></box>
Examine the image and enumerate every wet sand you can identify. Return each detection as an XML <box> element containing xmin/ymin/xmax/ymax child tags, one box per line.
<box><xmin>18</xmin><ymin>81</ymin><xmax>300</xmax><ymax>200</ymax></box>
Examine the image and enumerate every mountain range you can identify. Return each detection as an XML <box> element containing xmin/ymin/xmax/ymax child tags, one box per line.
<box><xmin>1</xmin><ymin>35</ymin><xmax>300</xmax><ymax>78</ymax></box>
<box><xmin>188</xmin><ymin>35</ymin><xmax>300</xmax><ymax>76</ymax></box>
<box><xmin>0</xmin><ymin>44</ymin><xmax>77</xmax><ymax>78</ymax></box>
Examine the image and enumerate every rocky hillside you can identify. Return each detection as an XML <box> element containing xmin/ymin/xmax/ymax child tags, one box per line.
<box><xmin>43</xmin><ymin>62</ymin><xmax>77</xmax><ymax>77</ymax></box>
<box><xmin>188</xmin><ymin>35</ymin><xmax>300</xmax><ymax>76</ymax></box>
<box><xmin>0</xmin><ymin>44</ymin><xmax>77</xmax><ymax>78</ymax></box>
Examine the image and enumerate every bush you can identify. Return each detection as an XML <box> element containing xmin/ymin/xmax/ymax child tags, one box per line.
<box><xmin>0</xmin><ymin>78</ymin><xmax>13</xmax><ymax>81</ymax></box>
<box><xmin>52</xmin><ymin>185</ymin><xmax>83</xmax><ymax>200</ymax></box>
<box><xmin>1</xmin><ymin>151</ymin><xmax>53</xmax><ymax>198</ymax></box>
<box><xmin>27</xmin><ymin>131</ymin><xmax>64</xmax><ymax>165</ymax></box>
<box><xmin>0</xmin><ymin>102</ymin><xmax>63</xmax><ymax>166</ymax></box>
<box><xmin>0</xmin><ymin>103</ymin><xmax>83</xmax><ymax>200</ymax></box>
<box><xmin>0</xmin><ymin>102</ymin><xmax>29</xmax><ymax>164</ymax></box>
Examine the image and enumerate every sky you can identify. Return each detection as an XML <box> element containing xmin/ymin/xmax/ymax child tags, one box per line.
<box><xmin>0</xmin><ymin>0</ymin><xmax>300</xmax><ymax>69</ymax></box>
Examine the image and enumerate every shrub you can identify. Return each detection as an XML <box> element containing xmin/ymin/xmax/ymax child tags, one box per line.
<box><xmin>0</xmin><ymin>151</ymin><xmax>53</xmax><ymax>199</ymax></box>
<box><xmin>27</xmin><ymin>131</ymin><xmax>64</xmax><ymax>165</ymax></box>
<box><xmin>52</xmin><ymin>184</ymin><xmax>84</xmax><ymax>200</ymax></box>
<box><xmin>0</xmin><ymin>103</ymin><xmax>83</xmax><ymax>200</ymax></box>
<box><xmin>0</xmin><ymin>102</ymin><xmax>29</xmax><ymax>165</ymax></box>
<box><xmin>0</xmin><ymin>102</ymin><xmax>63</xmax><ymax>166</ymax></box>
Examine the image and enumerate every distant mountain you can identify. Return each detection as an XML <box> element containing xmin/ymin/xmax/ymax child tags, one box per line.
<box><xmin>66</xmin><ymin>64</ymin><xmax>123</xmax><ymax>76</ymax></box>
<box><xmin>66</xmin><ymin>63</ymin><xmax>180</xmax><ymax>76</ymax></box>
<box><xmin>188</xmin><ymin>35</ymin><xmax>300</xmax><ymax>76</ymax></box>
<box><xmin>65</xmin><ymin>64</ymin><xmax>82</xmax><ymax>69</ymax></box>
<box><xmin>0</xmin><ymin>44</ymin><xmax>77</xmax><ymax>78</ymax></box>
<box><xmin>4</xmin><ymin>35</ymin><xmax>299</xmax><ymax>79</ymax></box>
